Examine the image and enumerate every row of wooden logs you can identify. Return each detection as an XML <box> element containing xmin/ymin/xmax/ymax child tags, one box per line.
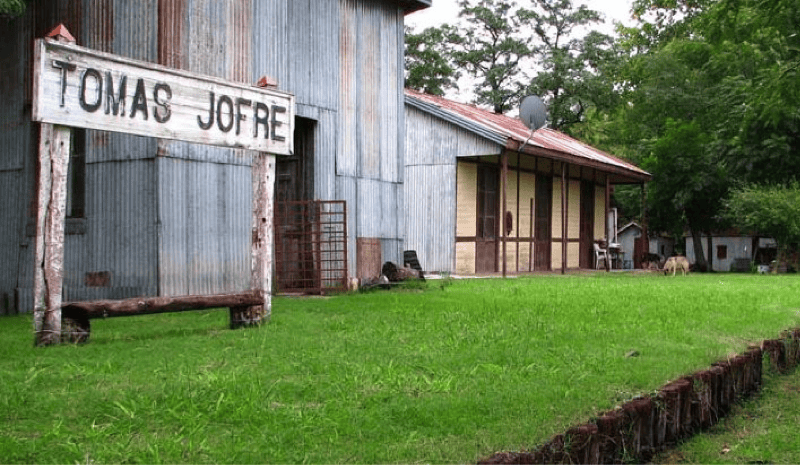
<box><xmin>479</xmin><ymin>328</ymin><xmax>800</xmax><ymax>465</ymax></box>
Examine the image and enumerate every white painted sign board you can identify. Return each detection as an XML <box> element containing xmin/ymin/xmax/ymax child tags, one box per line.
<box><xmin>32</xmin><ymin>38</ymin><xmax>294</xmax><ymax>155</ymax></box>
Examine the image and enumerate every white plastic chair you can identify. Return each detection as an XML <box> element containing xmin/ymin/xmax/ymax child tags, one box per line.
<box><xmin>593</xmin><ymin>242</ymin><xmax>609</xmax><ymax>270</ymax></box>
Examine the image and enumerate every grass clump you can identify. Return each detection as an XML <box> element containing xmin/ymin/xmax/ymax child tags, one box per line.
<box><xmin>1</xmin><ymin>273</ymin><xmax>799</xmax><ymax>463</ymax></box>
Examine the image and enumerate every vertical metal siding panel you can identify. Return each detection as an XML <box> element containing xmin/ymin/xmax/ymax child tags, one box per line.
<box><xmin>380</xmin><ymin>8</ymin><xmax>396</xmax><ymax>183</ymax></box>
<box><xmin>315</xmin><ymin>109</ymin><xmax>338</xmax><ymax>201</ymax></box>
<box><xmin>337</xmin><ymin>0</ymin><xmax>357</xmax><ymax>177</ymax></box>
<box><xmin>396</xmin><ymin>7</ymin><xmax>406</xmax><ymax>184</ymax></box>
<box><xmin>0</xmin><ymin>172</ymin><xmax>24</xmax><ymax>311</ymax></box>
<box><xmin>252</xmin><ymin>0</ymin><xmax>288</xmax><ymax>87</ymax></box>
<box><xmin>360</xmin><ymin>4</ymin><xmax>380</xmax><ymax>179</ymax></box>
<box><xmin>158</xmin><ymin>157</ymin><xmax>187</xmax><ymax>295</ymax></box>
<box><xmin>336</xmin><ymin>175</ymin><xmax>358</xmax><ymax>275</ymax></box>
<box><xmin>0</xmin><ymin>14</ymin><xmax>32</xmax><ymax>311</ymax></box>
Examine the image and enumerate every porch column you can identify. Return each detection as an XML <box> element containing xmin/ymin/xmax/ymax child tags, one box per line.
<box><xmin>605</xmin><ymin>175</ymin><xmax>611</xmax><ymax>243</ymax></box>
<box><xmin>561</xmin><ymin>163</ymin><xmax>567</xmax><ymax>274</ymax></box>
<box><xmin>501</xmin><ymin>150</ymin><xmax>508</xmax><ymax>278</ymax></box>
<box><xmin>640</xmin><ymin>182</ymin><xmax>649</xmax><ymax>264</ymax></box>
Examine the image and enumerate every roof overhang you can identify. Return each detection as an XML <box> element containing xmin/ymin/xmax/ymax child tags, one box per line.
<box><xmin>506</xmin><ymin>138</ymin><xmax>652</xmax><ymax>184</ymax></box>
<box><xmin>398</xmin><ymin>0</ymin><xmax>432</xmax><ymax>14</ymax></box>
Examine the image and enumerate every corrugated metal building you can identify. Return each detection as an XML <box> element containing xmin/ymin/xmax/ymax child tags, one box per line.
<box><xmin>404</xmin><ymin>89</ymin><xmax>651</xmax><ymax>275</ymax></box>
<box><xmin>0</xmin><ymin>0</ymin><xmax>430</xmax><ymax>314</ymax></box>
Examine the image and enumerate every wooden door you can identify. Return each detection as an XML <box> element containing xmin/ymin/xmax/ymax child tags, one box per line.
<box><xmin>534</xmin><ymin>174</ymin><xmax>552</xmax><ymax>271</ymax></box>
<box><xmin>274</xmin><ymin>118</ymin><xmax>317</xmax><ymax>290</ymax></box>
<box><xmin>580</xmin><ymin>181</ymin><xmax>595</xmax><ymax>269</ymax></box>
<box><xmin>476</xmin><ymin>165</ymin><xmax>499</xmax><ymax>273</ymax></box>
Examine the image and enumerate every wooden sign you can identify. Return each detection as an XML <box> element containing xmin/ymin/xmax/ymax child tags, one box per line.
<box><xmin>32</xmin><ymin>38</ymin><xmax>294</xmax><ymax>155</ymax></box>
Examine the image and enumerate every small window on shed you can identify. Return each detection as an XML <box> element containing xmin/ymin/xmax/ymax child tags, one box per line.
<box><xmin>717</xmin><ymin>244</ymin><xmax>727</xmax><ymax>260</ymax></box>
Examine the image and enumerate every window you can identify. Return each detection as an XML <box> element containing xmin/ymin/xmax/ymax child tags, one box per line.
<box><xmin>66</xmin><ymin>128</ymin><xmax>86</xmax><ymax>219</ymax></box>
<box><xmin>717</xmin><ymin>244</ymin><xmax>727</xmax><ymax>260</ymax></box>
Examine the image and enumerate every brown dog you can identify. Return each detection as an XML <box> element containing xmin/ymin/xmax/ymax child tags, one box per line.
<box><xmin>663</xmin><ymin>256</ymin><xmax>690</xmax><ymax>276</ymax></box>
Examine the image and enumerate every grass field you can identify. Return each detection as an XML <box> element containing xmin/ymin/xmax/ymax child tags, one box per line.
<box><xmin>1</xmin><ymin>273</ymin><xmax>799</xmax><ymax>463</ymax></box>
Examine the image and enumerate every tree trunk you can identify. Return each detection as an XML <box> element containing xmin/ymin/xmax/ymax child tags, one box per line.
<box><xmin>690</xmin><ymin>229</ymin><xmax>708</xmax><ymax>272</ymax></box>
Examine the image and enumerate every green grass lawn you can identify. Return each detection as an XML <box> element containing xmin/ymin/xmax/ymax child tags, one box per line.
<box><xmin>1</xmin><ymin>273</ymin><xmax>799</xmax><ymax>464</ymax></box>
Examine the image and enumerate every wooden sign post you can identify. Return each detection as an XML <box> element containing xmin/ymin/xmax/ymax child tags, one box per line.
<box><xmin>31</xmin><ymin>25</ymin><xmax>294</xmax><ymax>345</ymax></box>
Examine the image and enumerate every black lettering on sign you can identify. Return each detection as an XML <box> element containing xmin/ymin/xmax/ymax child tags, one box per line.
<box><xmin>130</xmin><ymin>78</ymin><xmax>148</xmax><ymax>120</ymax></box>
<box><xmin>79</xmin><ymin>68</ymin><xmax>103</xmax><ymax>113</ymax></box>
<box><xmin>235</xmin><ymin>98</ymin><xmax>251</xmax><ymax>136</ymax></box>
<box><xmin>198</xmin><ymin>92</ymin><xmax>214</xmax><ymax>130</ymax></box>
<box><xmin>253</xmin><ymin>102</ymin><xmax>269</xmax><ymax>139</ymax></box>
<box><xmin>216</xmin><ymin>95</ymin><xmax>234</xmax><ymax>133</ymax></box>
<box><xmin>104</xmin><ymin>72</ymin><xmax>127</xmax><ymax>116</ymax></box>
<box><xmin>153</xmin><ymin>83</ymin><xmax>172</xmax><ymax>123</ymax></box>
<box><xmin>51</xmin><ymin>60</ymin><xmax>76</xmax><ymax>108</ymax></box>
<box><xmin>271</xmin><ymin>105</ymin><xmax>287</xmax><ymax>142</ymax></box>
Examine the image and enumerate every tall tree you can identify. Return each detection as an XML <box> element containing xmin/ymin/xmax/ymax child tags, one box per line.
<box><xmin>519</xmin><ymin>0</ymin><xmax>618</xmax><ymax>133</ymax></box>
<box><xmin>446</xmin><ymin>0</ymin><xmax>531</xmax><ymax>113</ymax></box>
<box><xmin>404</xmin><ymin>25</ymin><xmax>459</xmax><ymax>96</ymax></box>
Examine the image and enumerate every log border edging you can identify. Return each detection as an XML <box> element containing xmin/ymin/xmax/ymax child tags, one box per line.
<box><xmin>478</xmin><ymin>328</ymin><xmax>800</xmax><ymax>464</ymax></box>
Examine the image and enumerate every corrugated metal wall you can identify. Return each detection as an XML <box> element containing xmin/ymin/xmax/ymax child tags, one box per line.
<box><xmin>0</xmin><ymin>12</ymin><xmax>32</xmax><ymax>314</ymax></box>
<box><xmin>1</xmin><ymin>0</ymin><xmax>412</xmax><ymax>310</ymax></box>
<box><xmin>338</xmin><ymin>0</ymin><xmax>406</xmax><ymax>272</ymax></box>
<box><xmin>404</xmin><ymin>105</ymin><xmax>501</xmax><ymax>273</ymax></box>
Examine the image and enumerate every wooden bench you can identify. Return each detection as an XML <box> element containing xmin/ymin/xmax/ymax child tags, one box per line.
<box><xmin>60</xmin><ymin>291</ymin><xmax>266</xmax><ymax>343</ymax></box>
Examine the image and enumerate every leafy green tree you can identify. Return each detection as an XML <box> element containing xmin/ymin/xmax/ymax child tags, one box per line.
<box><xmin>724</xmin><ymin>182</ymin><xmax>800</xmax><ymax>268</ymax></box>
<box><xmin>446</xmin><ymin>0</ymin><xmax>531</xmax><ymax>113</ymax></box>
<box><xmin>404</xmin><ymin>25</ymin><xmax>459</xmax><ymax>96</ymax></box>
<box><xmin>518</xmin><ymin>0</ymin><xmax>618</xmax><ymax>133</ymax></box>
<box><xmin>0</xmin><ymin>0</ymin><xmax>26</xmax><ymax>17</ymax></box>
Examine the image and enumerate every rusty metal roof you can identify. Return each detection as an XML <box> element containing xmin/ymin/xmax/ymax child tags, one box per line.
<box><xmin>405</xmin><ymin>89</ymin><xmax>651</xmax><ymax>183</ymax></box>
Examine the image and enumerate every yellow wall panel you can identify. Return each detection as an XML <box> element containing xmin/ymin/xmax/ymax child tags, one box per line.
<box><xmin>455</xmin><ymin>242</ymin><xmax>475</xmax><ymax>275</ymax></box>
<box><xmin>568</xmin><ymin>242</ymin><xmax>580</xmax><ymax>268</ymax></box>
<box><xmin>518</xmin><ymin>172</ymin><xmax>536</xmax><ymax>239</ymax></box>
<box><xmin>568</xmin><ymin>180</ymin><xmax>581</xmax><ymax>240</ymax></box>
<box><xmin>552</xmin><ymin>176</ymin><xmax>562</xmax><ymax>239</ymax></box>
<box><xmin>456</xmin><ymin>162</ymin><xmax>477</xmax><ymax>237</ymax></box>
<box><xmin>506</xmin><ymin>172</ymin><xmax>518</xmax><ymax>238</ymax></box>
<box><xmin>518</xmin><ymin>242</ymin><xmax>531</xmax><ymax>272</ymax></box>
<box><xmin>551</xmin><ymin>241</ymin><xmax>562</xmax><ymax>270</ymax></box>
<box><xmin>594</xmin><ymin>185</ymin><xmax>606</xmax><ymax>240</ymax></box>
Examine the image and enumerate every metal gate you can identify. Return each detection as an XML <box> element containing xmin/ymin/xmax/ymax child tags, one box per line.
<box><xmin>274</xmin><ymin>200</ymin><xmax>348</xmax><ymax>294</ymax></box>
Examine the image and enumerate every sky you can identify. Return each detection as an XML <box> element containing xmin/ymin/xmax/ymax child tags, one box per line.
<box><xmin>406</xmin><ymin>0</ymin><xmax>635</xmax><ymax>34</ymax></box>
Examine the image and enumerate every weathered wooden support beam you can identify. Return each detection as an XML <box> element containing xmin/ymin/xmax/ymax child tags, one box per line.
<box><xmin>249</xmin><ymin>77</ymin><xmax>278</xmax><ymax>327</ymax></box>
<box><xmin>61</xmin><ymin>291</ymin><xmax>264</xmax><ymax>319</ymax></box>
<box><xmin>32</xmin><ymin>25</ymin><xmax>75</xmax><ymax>346</ymax></box>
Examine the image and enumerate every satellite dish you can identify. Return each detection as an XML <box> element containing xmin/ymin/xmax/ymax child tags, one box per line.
<box><xmin>519</xmin><ymin>95</ymin><xmax>548</xmax><ymax>130</ymax></box>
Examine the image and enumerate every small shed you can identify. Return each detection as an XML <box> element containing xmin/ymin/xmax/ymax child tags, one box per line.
<box><xmin>616</xmin><ymin>222</ymin><xmax>642</xmax><ymax>269</ymax></box>
<box><xmin>404</xmin><ymin>90</ymin><xmax>651</xmax><ymax>275</ymax></box>
<box><xmin>684</xmin><ymin>232</ymin><xmax>775</xmax><ymax>272</ymax></box>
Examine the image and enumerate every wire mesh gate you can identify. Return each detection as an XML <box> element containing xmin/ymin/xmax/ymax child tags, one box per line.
<box><xmin>274</xmin><ymin>200</ymin><xmax>348</xmax><ymax>294</ymax></box>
